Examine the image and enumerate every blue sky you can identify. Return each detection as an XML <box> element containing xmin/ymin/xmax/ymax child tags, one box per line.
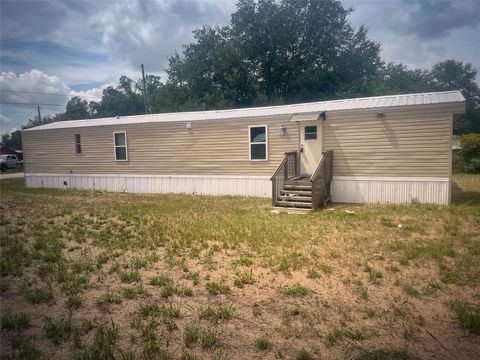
<box><xmin>1</xmin><ymin>0</ymin><xmax>479</xmax><ymax>133</ymax></box>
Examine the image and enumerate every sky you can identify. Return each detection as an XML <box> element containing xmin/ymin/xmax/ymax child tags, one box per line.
<box><xmin>1</xmin><ymin>0</ymin><xmax>479</xmax><ymax>134</ymax></box>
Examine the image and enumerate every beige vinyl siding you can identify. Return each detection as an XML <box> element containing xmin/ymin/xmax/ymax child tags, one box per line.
<box><xmin>323</xmin><ymin>102</ymin><xmax>464</xmax><ymax>177</ymax></box>
<box><xmin>22</xmin><ymin>115</ymin><xmax>298</xmax><ymax>176</ymax></box>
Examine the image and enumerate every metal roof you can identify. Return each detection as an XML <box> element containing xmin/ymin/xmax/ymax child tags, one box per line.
<box><xmin>25</xmin><ymin>90</ymin><xmax>465</xmax><ymax>131</ymax></box>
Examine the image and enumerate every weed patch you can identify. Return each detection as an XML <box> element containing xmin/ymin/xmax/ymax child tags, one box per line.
<box><xmin>234</xmin><ymin>270</ymin><xmax>255</xmax><ymax>288</ymax></box>
<box><xmin>279</xmin><ymin>284</ymin><xmax>313</xmax><ymax>297</ymax></box>
<box><xmin>254</xmin><ymin>337</ymin><xmax>272</xmax><ymax>351</ymax></box>
<box><xmin>1</xmin><ymin>313</ymin><xmax>31</xmax><ymax>330</ymax></box>
<box><xmin>198</xmin><ymin>304</ymin><xmax>235</xmax><ymax>322</ymax></box>
<box><xmin>205</xmin><ymin>281</ymin><xmax>231</xmax><ymax>295</ymax></box>
<box><xmin>448</xmin><ymin>301</ymin><xmax>480</xmax><ymax>334</ymax></box>
<box><xmin>25</xmin><ymin>286</ymin><xmax>54</xmax><ymax>304</ymax></box>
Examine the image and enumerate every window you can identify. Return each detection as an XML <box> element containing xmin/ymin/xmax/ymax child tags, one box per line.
<box><xmin>75</xmin><ymin>134</ymin><xmax>81</xmax><ymax>154</ymax></box>
<box><xmin>113</xmin><ymin>131</ymin><xmax>128</xmax><ymax>161</ymax></box>
<box><xmin>304</xmin><ymin>125</ymin><xmax>317</xmax><ymax>140</ymax></box>
<box><xmin>249</xmin><ymin>125</ymin><xmax>267</xmax><ymax>160</ymax></box>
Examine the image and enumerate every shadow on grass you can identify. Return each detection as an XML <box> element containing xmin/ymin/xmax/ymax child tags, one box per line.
<box><xmin>452</xmin><ymin>180</ymin><xmax>480</xmax><ymax>205</ymax></box>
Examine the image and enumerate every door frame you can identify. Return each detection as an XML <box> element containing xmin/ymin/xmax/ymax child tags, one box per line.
<box><xmin>298</xmin><ymin>117</ymin><xmax>324</xmax><ymax>176</ymax></box>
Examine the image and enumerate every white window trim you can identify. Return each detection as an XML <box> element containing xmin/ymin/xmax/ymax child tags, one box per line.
<box><xmin>113</xmin><ymin>131</ymin><xmax>128</xmax><ymax>161</ymax></box>
<box><xmin>248</xmin><ymin>125</ymin><xmax>268</xmax><ymax>161</ymax></box>
<box><xmin>74</xmin><ymin>134</ymin><xmax>82</xmax><ymax>155</ymax></box>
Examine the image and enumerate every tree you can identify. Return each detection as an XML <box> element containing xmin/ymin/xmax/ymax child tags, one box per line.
<box><xmin>23</xmin><ymin>115</ymin><xmax>55</xmax><ymax>130</ymax></box>
<box><xmin>382</xmin><ymin>63</ymin><xmax>431</xmax><ymax>94</ymax></box>
<box><xmin>161</xmin><ymin>0</ymin><xmax>383</xmax><ymax>109</ymax></box>
<box><xmin>428</xmin><ymin>60</ymin><xmax>480</xmax><ymax>134</ymax></box>
<box><xmin>1</xmin><ymin>130</ymin><xmax>22</xmax><ymax>150</ymax></box>
<box><xmin>57</xmin><ymin>96</ymin><xmax>90</xmax><ymax>121</ymax></box>
<box><xmin>430</xmin><ymin>60</ymin><xmax>479</xmax><ymax>107</ymax></box>
<box><xmin>90</xmin><ymin>76</ymin><xmax>145</xmax><ymax>118</ymax></box>
<box><xmin>459</xmin><ymin>134</ymin><xmax>480</xmax><ymax>173</ymax></box>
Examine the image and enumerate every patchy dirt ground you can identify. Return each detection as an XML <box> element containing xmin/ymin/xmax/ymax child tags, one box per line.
<box><xmin>0</xmin><ymin>175</ymin><xmax>479</xmax><ymax>359</ymax></box>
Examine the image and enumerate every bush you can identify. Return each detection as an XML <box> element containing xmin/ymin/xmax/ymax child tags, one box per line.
<box><xmin>459</xmin><ymin>134</ymin><xmax>480</xmax><ymax>173</ymax></box>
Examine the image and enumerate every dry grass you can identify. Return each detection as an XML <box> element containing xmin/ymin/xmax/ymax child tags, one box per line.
<box><xmin>0</xmin><ymin>174</ymin><xmax>479</xmax><ymax>359</ymax></box>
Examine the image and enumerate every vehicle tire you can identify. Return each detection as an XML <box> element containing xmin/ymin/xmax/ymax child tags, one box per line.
<box><xmin>0</xmin><ymin>164</ymin><xmax>6</xmax><ymax>172</ymax></box>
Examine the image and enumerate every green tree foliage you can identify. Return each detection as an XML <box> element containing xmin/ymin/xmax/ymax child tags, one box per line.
<box><xmin>55</xmin><ymin>96</ymin><xmax>90</xmax><ymax>121</ymax></box>
<box><xmin>1</xmin><ymin>130</ymin><xmax>22</xmax><ymax>150</ymax></box>
<box><xmin>23</xmin><ymin>115</ymin><xmax>56</xmax><ymax>130</ymax></box>
<box><xmin>430</xmin><ymin>60</ymin><xmax>480</xmax><ymax>134</ymax></box>
<box><xmin>161</xmin><ymin>0</ymin><xmax>382</xmax><ymax>108</ymax></box>
<box><xmin>89</xmin><ymin>76</ymin><xmax>145</xmax><ymax>118</ymax></box>
<box><xmin>459</xmin><ymin>134</ymin><xmax>480</xmax><ymax>173</ymax></box>
<box><xmin>379</xmin><ymin>60</ymin><xmax>480</xmax><ymax>134</ymax></box>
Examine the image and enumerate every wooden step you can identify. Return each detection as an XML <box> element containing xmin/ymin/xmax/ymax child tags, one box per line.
<box><xmin>285</xmin><ymin>180</ymin><xmax>312</xmax><ymax>186</ymax></box>
<box><xmin>280</xmin><ymin>190</ymin><xmax>312</xmax><ymax>196</ymax></box>
<box><xmin>283</xmin><ymin>184</ymin><xmax>312</xmax><ymax>190</ymax></box>
<box><xmin>278</xmin><ymin>195</ymin><xmax>312</xmax><ymax>201</ymax></box>
<box><xmin>275</xmin><ymin>200</ymin><xmax>312</xmax><ymax>208</ymax></box>
<box><xmin>271</xmin><ymin>207</ymin><xmax>311</xmax><ymax>214</ymax></box>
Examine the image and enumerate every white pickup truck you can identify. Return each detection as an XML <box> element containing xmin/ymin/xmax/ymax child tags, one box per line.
<box><xmin>0</xmin><ymin>154</ymin><xmax>20</xmax><ymax>171</ymax></box>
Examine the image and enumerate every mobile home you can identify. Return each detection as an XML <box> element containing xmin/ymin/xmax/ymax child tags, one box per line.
<box><xmin>22</xmin><ymin>91</ymin><xmax>465</xmax><ymax>208</ymax></box>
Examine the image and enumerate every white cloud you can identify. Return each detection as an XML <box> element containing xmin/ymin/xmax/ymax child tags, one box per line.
<box><xmin>1</xmin><ymin>127</ymin><xmax>18</xmax><ymax>136</ymax></box>
<box><xmin>0</xmin><ymin>69</ymin><xmax>110</xmax><ymax>105</ymax></box>
<box><xmin>0</xmin><ymin>114</ymin><xmax>12</xmax><ymax>125</ymax></box>
<box><xmin>70</xmin><ymin>83</ymin><xmax>114</xmax><ymax>102</ymax></box>
<box><xmin>0</xmin><ymin>70</ymin><xmax>112</xmax><ymax>127</ymax></box>
<box><xmin>0</xmin><ymin>114</ymin><xmax>13</xmax><ymax>134</ymax></box>
<box><xmin>0</xmin><ymin>115</ymin><xmax>19</xmax><ymax>136</ymax></box>
<box><xmin>343</xmin><ymin>0</ymin><xmax>480</xmax><ymax>80</ymax></box>
<box><xmin>89</xmin><ymin>0</ymin><xmax>235</xmax><ymax>71</ymax></box>
<box><xmin>0</xmin><ymin>69</ymin><xmax>71</xmax><ymax>107</ymax></box>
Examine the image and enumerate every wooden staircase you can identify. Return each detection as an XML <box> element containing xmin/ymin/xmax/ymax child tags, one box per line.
<box><xmin>271</xmin><ymin>150</ymin><xmax>333</xmax><ymax>210</ymax></box>
<box><xmin>276</xmin><ymin>177</ymin><xmax>313</xmax><ymax>208</ymax></box>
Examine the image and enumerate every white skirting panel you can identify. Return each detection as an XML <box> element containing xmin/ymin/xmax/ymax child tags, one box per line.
<box><xmin>331</xmin><ymin>176</ymin><xmax>450</xmax><ymax>205</ymax></box>
<box><xmin>25</xmin><ymin>173</ymin><xmax>272</xmax><ymax>198</ymax></box>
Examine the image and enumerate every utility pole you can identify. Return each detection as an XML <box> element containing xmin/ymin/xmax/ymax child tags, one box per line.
<box><xmin>141</xmin><ymin>64</ymin><xmax>151</xmax><ymax>114</ymax></box>
<box><xmin>37</xmin><ymin>106</ymin><xmax>41</xmax><ymax>122</ymax></box>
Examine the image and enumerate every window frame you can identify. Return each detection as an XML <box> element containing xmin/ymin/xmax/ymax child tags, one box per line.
<box><xmin>248</xmin><ymin>125</ymin><xmax>268</xmax><ymax>161</ymax></box>
<box><xmin>74</xmin><ymin>134</ymin><xmax>82</xmax><ymax>155</ymax></box>
<box><xmin>113</xmin><ymin>131</ymin><xmax>128</xmax><ymax>161</ymax></box>
<box><xmin>304</xmin><ymin>125</ymin><xmax>317</xmax><ymax>141</ymax></box>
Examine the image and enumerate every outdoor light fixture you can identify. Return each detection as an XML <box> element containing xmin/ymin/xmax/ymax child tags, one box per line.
<box><xmin>320</xmin><ymin>111</ymin><xmax>326</xmax><ymax>120</ymax></box>
<box><xmin>280</xmin><ymin>125</ymin><xmax>287</xmax><ymax>136</ymax></box>
<box><xmin>186</xmin><ymin>122</ymin><xmax>192</xmax><ymax>129</ymax></box>
<box><xmin>377</xmin><ymin>112</ymin><xmax>385</xmax><ymax>118</ymax></box>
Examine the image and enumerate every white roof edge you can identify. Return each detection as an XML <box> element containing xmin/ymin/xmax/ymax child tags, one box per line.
<box><xmin>24</xmin><ymin>90</ymin><xmax>465</xmax><ymax>131</ymax></box>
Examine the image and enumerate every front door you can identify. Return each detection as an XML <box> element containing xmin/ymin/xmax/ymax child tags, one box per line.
<box><xmin>300</xmin><ymin>121</ymin><xmax>322</xmax><ymax>175</ymax></box>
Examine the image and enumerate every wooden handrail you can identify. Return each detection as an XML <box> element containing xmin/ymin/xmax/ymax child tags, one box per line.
<box><xmin>310</xmin><ymin>150</ymin><xmax>333</xmax><ymax>209</ymax></box>
<box><xmin>270</xmin><ymin>156</ymin><xmax>287</xmax><ymax>181</ymax></box>
<box><xmin>270</xmin><ymin>150</ymin><xmax>300</xmax><ymax>206</ymax></box>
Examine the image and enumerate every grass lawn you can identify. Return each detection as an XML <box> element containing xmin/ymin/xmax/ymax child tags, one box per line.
<box><xmin>0</xmin><ymin>174</ymin><xmax>479</xmax><ymax>359</ymax></box>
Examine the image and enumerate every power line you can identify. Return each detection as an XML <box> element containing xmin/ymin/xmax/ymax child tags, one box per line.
<box><xmin>0</xmin><ymin>101</ymin><xmax>69</xmax><ymax>107</ymax></box>
<box><xmin>0</xmin><ymin>89</ymin><xmax>100</xmax><ymax>99</ymax></box>
<box><xmin>2</xmin><ymin>108</ymin><xmax>36</xmax><ymax>134</ymax></box>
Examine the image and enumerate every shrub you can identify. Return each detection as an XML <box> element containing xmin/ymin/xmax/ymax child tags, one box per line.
<box><xmin>459</xmin><ymin>134</ymin><xmax>480</xmax><ymax>173</ymax></box>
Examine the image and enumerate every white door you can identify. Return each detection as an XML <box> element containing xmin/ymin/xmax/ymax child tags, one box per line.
<box><xmin>300</xmin><ymin>121</ymin><xmax>322</xmax><ymax>175</ymax></box>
